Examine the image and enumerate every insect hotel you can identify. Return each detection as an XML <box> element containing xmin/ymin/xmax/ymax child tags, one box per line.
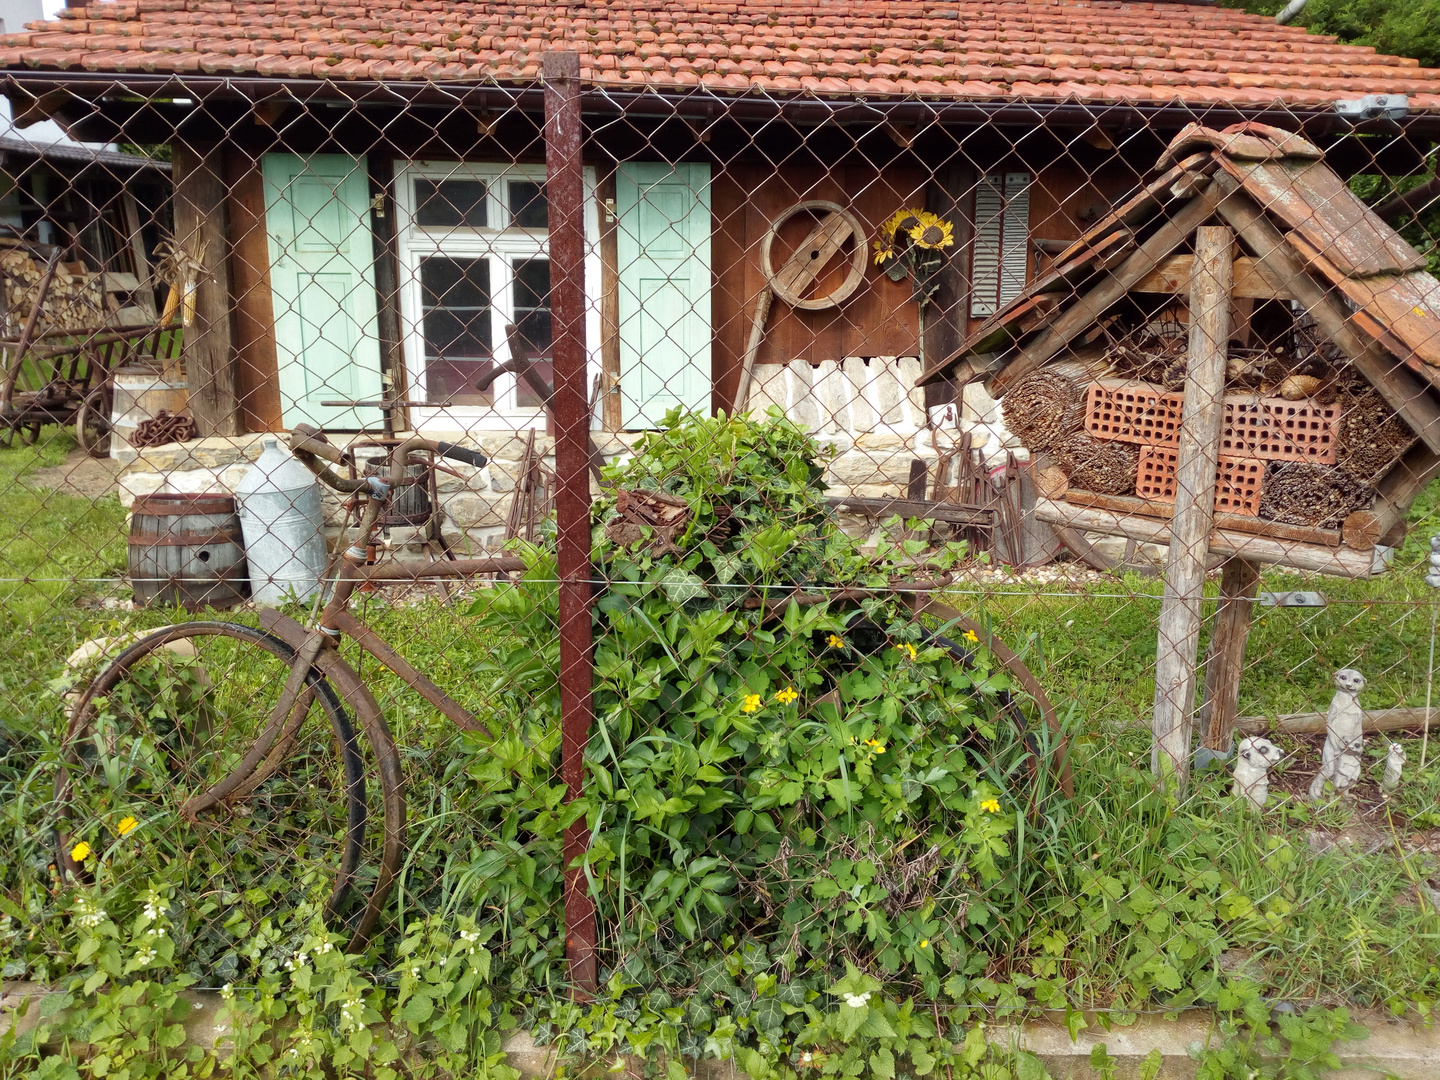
<box><xmin>918</xmin><ymin>121</ymin><xmax>1440</xmax><ymax>781</ymax></box>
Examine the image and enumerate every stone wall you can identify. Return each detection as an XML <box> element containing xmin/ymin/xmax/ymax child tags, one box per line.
<box><xmin>112</xmin><ymin>363</ymin><xmax>1021</xmax><ymax>554</ymax></box>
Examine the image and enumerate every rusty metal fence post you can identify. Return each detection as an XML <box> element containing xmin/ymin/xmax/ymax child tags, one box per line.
<box><xmin>543</xmin><ymin>49</ymin><xmax>599</xmax><ymax>995</ymax></box>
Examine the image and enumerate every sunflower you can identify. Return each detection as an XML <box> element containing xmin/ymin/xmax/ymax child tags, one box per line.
<box><xmin>872</xmin><ymin>237</ymin><xmax>896</xmax><ymax>266</ymax></box>
<box><xmin>879</xmin><ymin>208</ymin><xmax>922</xmax><ymax>242</ymax></box>
<box><xmin>909</xmin><ymin>210</ymin><xmax>954</xmax><ymax>250</ymax></box>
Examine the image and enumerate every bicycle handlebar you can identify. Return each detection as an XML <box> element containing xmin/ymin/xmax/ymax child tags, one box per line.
<box><xmin>287</xmin><ymin>424</ymin><xmax>489</xmax><ymax>497</ymax></box>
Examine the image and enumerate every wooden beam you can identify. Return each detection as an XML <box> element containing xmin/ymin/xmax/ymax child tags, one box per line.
<box><xmin>173</xmin><ymin>141</ymin><xmax>241</xmax><ymax>437</ymax></box>
<box><xmin>1033</xmin><ymin>498</ymin><xmax>1381</xmax><ymax>578</ymax></box>
<box><xmin>1130</xmin><ymin>254</ymin><xmax>1293</xmax><ymax>300</ymax></box>
<box><xmin>988</xmin><ymin>181</ymin><xmax>1224</xmax><ymax>398</ymax></box>
<box><xmin>1152</xmin><ymin>225</ymin><xmax>1233</xmax><ymax>793</ymax></box>
<box><xmin>1063</xmin><ymin>489</ymin><xmax>1343</xmax><ymax>547</ymax></box>
<box><xmin>1199</xmin><ymin>557</ymin><xmax>1262</xmax><ymax>751</ymax></box>
<box><xmin>823</xmin><ymin>495</ymin><xmax>992</xmax><ymax>528</ymax></box>
<box><xmin>1212</xmin><ymin>170</ymin><xmax>1440</xmax><ymax>455</ymax></box>
<box><xmin>598</xmin><ymin>167</ymin><xmax>622</xmax><ymax>432</ymax></box>
<box><xmin>1236</xmin><ymin>706</ymin><xmax>1440</xmax><ymax>737</ymax></box>
<box><xmin>119</xmin><ymin>185</ymin><xmax>157</xmax><ymax>319</ymax></box>
<box><xmin>223</xmin><ymin>146</ymin><xmax>282</xmax><ymax>433</ymax></box>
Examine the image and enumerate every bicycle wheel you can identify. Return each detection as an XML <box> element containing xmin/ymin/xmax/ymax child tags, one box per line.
<box><xmin>55</xmin><ymin>622</ymin><xmax>369</xmax><ymax>972</ymax></box>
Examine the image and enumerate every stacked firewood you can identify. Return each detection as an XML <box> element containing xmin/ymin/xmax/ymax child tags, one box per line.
<box><xmin>0</xmin><ymin>249</ymin><xmax>105</xmax><ymax>337</ymax></box>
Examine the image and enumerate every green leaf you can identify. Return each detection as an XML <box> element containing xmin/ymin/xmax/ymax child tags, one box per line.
<box><xmin>1137</xmin><ymin>1048</ymin><xmax>1163</xmax><ymax>1080</ymax></box>
<box><xmin>1015</xmin><ymin>1050</ymin><xmax>1049</xmax><ymax>1080</ymax></box>
<box><xmin>869</xmin><ymin>1048</ymin><xmax>896</xmax><ymax>1079</ymax></box>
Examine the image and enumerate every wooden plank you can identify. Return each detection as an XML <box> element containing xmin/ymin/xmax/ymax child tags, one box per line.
<box><xmin>1236</xmin><ymin>706</ymin><xmax>1440</xmax><ymax>737</ymax></box>
<box><xmin>368</xmin><ymin>151</ymin><xmax>405</xmax><ymax>436</ymax></box>
<box><xmin>1152</xmin><ymin>225</ymin><xmax>1233</xmax><ymax>793</ymax></box>
<box><xmin>223</xmin><ymin>146</ymin><xmax>282</xmax><ymax>433</ymax></box>
<box><xmin>173</xmin><ymin>141</ymin><xmax>241</xmax><ymax>437</ymax></box>
<box><xmin>1130</xmin><ymin>254</ymin><xmax>1294</xmax><ymax>300</ymax></box>
<box><xmin>988</xmin><ymin>182</ymin><xmax>1225</xmax><ymax>399</ymax></box>
<box><xmin>921</xmin><ymin>160</ymin><xmax>973</xmax><ymax>408</ymax></box>
<box><xmin>597</xmin><ymin>167</ymin><xmax>622</xmax><ymax>431</ymax></box>
<box><xmin>1212</xmin><ymin>170</ymin><xmax>1440</xmax><ymax>454</ymax></box>
<box><xmin>1222</xmin><ymin>158</ymin><xmax>1426</xmax><ymax>278</ymax></box>
<box><xmin>1199</xmin><ymin>557</ymin><xmax>1262</xmax><ymax>751</ymax></box>
<box><xmin>1033</xmin><ymin>498</ymin><xmax>1380</xmax><ymax>578</ymax></box>
<box><xmin>823</xmin><ymin>495</ymin><xmax>992</xmax><ymax>528</ymax></box>
<box><xmin>1063</xmin><ymin>489</ymin><xmax>1343</xmax><ymax>546</ymax></box>
<box><xmin>1325</xmin><ymin>269</ymin><xmax>1440</xmax><ymax>377</ymax></box>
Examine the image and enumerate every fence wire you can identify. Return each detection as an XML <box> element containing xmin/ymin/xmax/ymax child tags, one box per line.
<box><xmin>0</xmin><ymin>68</ymin><xmax>1438</xmax><ymax>1032</ymax></box>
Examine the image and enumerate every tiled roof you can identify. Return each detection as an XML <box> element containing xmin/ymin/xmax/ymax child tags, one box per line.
<box><xmin>1</xmin><ymin>0</ymin><xmax>1438</xmax><ymax>111</ymax></box>
<box><xmin>0</xmin><ymin>134</ymin><xmax>170</xmax><ymax>171</ymax></box>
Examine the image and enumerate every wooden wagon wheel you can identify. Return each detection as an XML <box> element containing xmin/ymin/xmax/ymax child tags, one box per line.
<box><xmin>734</xmin><ymin>200</ymin><xmax>868</xmax><ymax>409</ymax></box>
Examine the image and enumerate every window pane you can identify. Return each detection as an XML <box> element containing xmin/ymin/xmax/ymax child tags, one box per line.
<box><xmin>513</xmin><ymin>258</ymin><xmax>552</xmax><ymax>408</ymax></box>
<box><xmin>415</xmin><ymin>179</ymin><xmax>487</xmax><ymax>229</ymax></box>
<box><xmin>421</xmin><ymin>257</ymin><xmax>493</xmax><ymax>405</ymax></box>
<box><xmin>508</xmin><ymin>180</ymin><xmax>548</xmax><ymax>229</ymax></box>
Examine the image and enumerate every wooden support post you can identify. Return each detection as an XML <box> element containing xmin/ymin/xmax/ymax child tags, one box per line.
<box><xmin>120</xmin><ymin>186</ymin><xmax>157</xmax><ymax>319</ymax></box>
<box><xmin>224</xmin><ymin>147</ymin><xmax>283</xmax><ymax>433</ymax></box>
<box><xmin>172</xmin><ymin>142</ymin><xmax>241</xmax><ymax>437</ymax></box>
<box><xmin>1151</xmin><ymin>225</ymin><xmax>1233</xmax><ymax>794</ymax></box>
<box><xmin>1198</xmin><ymin>557</ymin><xmax>1262</xmax><ymax>752</ymax></box>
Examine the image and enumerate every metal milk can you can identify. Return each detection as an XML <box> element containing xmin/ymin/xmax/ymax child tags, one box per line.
<box><xmin>235</xmin><ymin>437</ymin><xmax>328</xmax><ymax>606</ymax></box>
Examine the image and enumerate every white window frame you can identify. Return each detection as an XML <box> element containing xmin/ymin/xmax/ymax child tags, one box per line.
<box><xmin>970</xmin><ymin>171</ymin><xmax>1031</xmax><ymax>319</ymax></box>
<box><xmin>394</xmin><ymin>161</ymin><xmax>603</xmax><ymax>433</ymax></box>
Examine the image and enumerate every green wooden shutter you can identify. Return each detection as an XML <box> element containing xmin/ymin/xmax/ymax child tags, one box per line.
<box><xmin>263</xmin><ymin>153</ymin><xmax>383</xmax><ymax>430</ymax></box>
<box><xmin>616</xmin><ymin>162</ymin><xmax>711</xmax><ymax>429</ymax></box>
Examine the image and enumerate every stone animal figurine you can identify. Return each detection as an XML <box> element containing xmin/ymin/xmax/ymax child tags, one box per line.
<box><xmin>1308</xmin><ymin>668</ymin><xmax>1367</xmax><ymax>799</ymax></box>
<box><xmin>1232</xmin><ymin>736</ymin><xmax>1285</xmax><ymax>811</ymax></box>
<box><xmin>1381</xmin><ymin>742</ymin><xmax>1406</xmax><ymax>792</ymax></box>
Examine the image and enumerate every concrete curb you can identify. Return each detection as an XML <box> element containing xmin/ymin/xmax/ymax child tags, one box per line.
<box><xmin>3</xmin><ymin>982</ymin><xmax>1436</xmax><ymax>1079</ymax></box>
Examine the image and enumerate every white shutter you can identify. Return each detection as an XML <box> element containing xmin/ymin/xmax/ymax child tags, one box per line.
<box><xmin>970</xmin><ymin>173</ymin><xmax>1005</xmax><ymax>317</ymax></box>
<box><xmin>999</xmin><ymin>172</ymin><xmax>1032</xmax><ymax>307</ymax></box>
<box><xmin>969</xmin><ymin>170</ymin><xmax>1031</xmax><ymax>319</ymax></box>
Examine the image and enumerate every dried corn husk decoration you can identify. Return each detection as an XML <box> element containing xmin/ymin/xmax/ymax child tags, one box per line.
<box><xmin>1259</xmin><ymin>463</ymin><xmax>1358</xmax><ymax>528</ymax></box>
<box><xmin>1335</xmin><ymin>388</ymin><xmax>1413</xmax><ymax>485</ymax></box>
<box><xmin>1001</xmin><ymin>371</ymin><xmax>1083</xmax><ymax>454</ymax></box>
<box><xmin>1054</xmin><ymin>431</ymin><xmax>1139</xmax><ymax>496</ymax></box>
<box><xmin>154</xmin><ymin>234</ymin><xmax>208</xmax><ymax>329</ymax></box>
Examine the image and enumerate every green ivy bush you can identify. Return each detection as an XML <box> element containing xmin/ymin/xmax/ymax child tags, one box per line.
<box><xmin>464</xmin><ymin>408</ymin><xmax>1029</xmax><ymax>999</ymax></box>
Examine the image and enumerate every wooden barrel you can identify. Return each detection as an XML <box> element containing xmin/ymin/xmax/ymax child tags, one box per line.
<box><xmin>128</xmin><ymin>493</ymin><xmax>249</xmax><ymax>610</ymax></box>
<box><xmin>111</xmin><ymin>367</ymin><xmax>189</xmax><ymax>453</ymax></box>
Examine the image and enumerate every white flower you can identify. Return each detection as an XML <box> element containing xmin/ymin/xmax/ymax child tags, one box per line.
<box><xmin>317</xmin><ymin>941</ymin><xmax>334</xmax><ymax>954</ymax></box>
<box><xmin>842</xmin><ymin>991</ymin><xmax>872</xmax><ymax>1008</ymax></box>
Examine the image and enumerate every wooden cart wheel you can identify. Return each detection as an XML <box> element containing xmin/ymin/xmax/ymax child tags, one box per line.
<box><xmin>18</xmin><ymin>422</ymin><xmax>40</xmax><ymax>446</ymax></box>
<box><xmin>76</xmin><ymin>387</ymin><xmax>112</xmax><ymax>458</ymax></box>
<box><xmin>758</xmin><ymin>200</ymin><xmax>868</xmax><ymax>310</ymax></box>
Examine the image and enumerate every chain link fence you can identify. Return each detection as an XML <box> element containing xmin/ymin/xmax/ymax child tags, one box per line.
<box><xmin>1</xmin><ymin>58</ymin><xmax>1438</xmax><ymax>1035</ymax></box>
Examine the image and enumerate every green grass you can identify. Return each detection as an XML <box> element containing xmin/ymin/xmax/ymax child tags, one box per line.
<box><xmin>1</xmin><ymin>434</ymin><xmax>1438</xmax><ymax>1012</ymax></box>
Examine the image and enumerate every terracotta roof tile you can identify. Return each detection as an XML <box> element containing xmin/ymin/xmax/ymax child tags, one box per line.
<box><xmin>0</xmin><ymin>0</ymin><xmax>1437</xmax><ymax>109</ymax></box>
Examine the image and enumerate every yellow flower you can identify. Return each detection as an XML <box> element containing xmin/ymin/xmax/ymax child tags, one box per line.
<box><xmin>70</xmin><ymin>841</ymin><xmax>91</xmax><ymax>863</ymax></box>
<box><xmin>909</xmin><ymin>210</ymin><xmax>955</xmax><ymax>250</ymax></box>
<box><xmin>962</xmin><ymin>630</ymin><xmax>979</xmax><ymax>643</ymax></box>
<box><xmin>880</xmin><ymin>208</ymin><xmax>922</xmax><ymax>241</ymax></box>
<box><xmin>741</xmin><ymin>693</ymin><xmax>762</xmax><ymax>714</ymax></box>
<box><xmin>827</xmin><ymin>633</ymin><xmax>845</xmax><ymax>649</ymax></box>
<box><xmin>776</xmin><ymin>686</ymin><xmax>798</xmax><ymax>705</ymax></box>
<box><xmin>899</xmin><ymin>643</ymin><xmax>918</xmax><ymax>661</ymax></box>
<box><xmin>865</xmin><ymin>738</ymin><xmax>887</xmax><ymax>755</ymax></box>
<box><xmin>919</xmin><ymin>938</ymin><xmax>929</xmax><ymax>949</ymax></box>
<box><xmin>980</xmin><ymin>798</ymin><xmax>1001</xmax><ymax>814</ymax></box>
<box><xmin>872</xmin><ymin>237</ymin><xmax>896</xmax><ymax>266</ymax></box>
<box><xmin>116</xmin><ymin>816</ymin><xmax>139</xmax><ymax>837</ymax></box>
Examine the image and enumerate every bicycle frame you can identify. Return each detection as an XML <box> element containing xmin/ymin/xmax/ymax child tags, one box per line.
<box><xmin>284</xmin><ymin>424</ymin><xmax>525</xmax><ymax>740</ymax></box>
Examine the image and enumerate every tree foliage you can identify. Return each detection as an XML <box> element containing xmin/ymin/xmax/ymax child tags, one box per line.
<box><xmin>1221</xmin><ymin>0</ymin><xmax>1439</xmax><ymax>69</ymax></box>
